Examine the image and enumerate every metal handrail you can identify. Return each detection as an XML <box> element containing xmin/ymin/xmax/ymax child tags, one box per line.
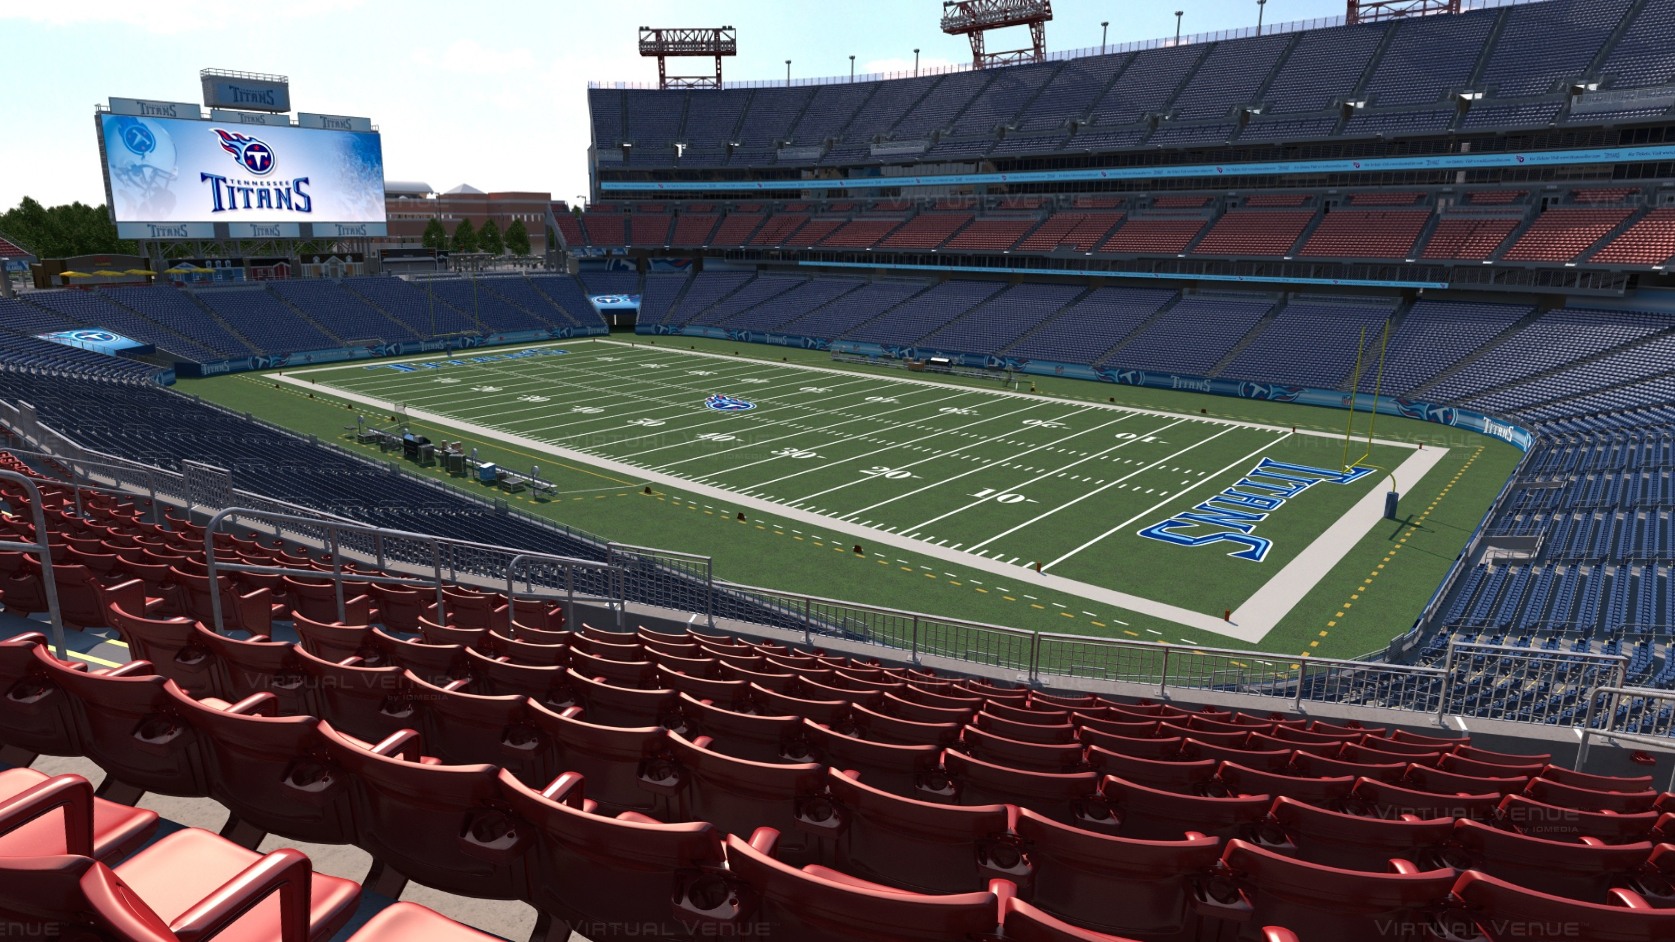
<box><xmin>0</xmin><ymin>469</ymin><xmax>65</xmax><ymax>657</ymax></box>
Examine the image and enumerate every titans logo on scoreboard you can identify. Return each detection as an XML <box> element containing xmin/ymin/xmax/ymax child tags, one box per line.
<box><xmin>214</xmin><ymin>129</ymin><xmax>275</xmax><ymax>175</ymax></box>
<box><xmin>705</xmin><ymin>394</ymin><xmax>756</xmax><ymax>412</ymax></box>
<box><xmin>200</xmin><ymin>128</ymin><xmax>311</xmax><ymax>216</ymax></box>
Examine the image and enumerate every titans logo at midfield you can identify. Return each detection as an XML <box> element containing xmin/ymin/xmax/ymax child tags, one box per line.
<box><xmin>214</xmin><ymin>129</ymin><xmax>275</xmax><ymax>175</ymax></box>
<box><xmin>705</xmin><ymin>394</ymin><xmax>756</xmax><ymax>412</ymax></box>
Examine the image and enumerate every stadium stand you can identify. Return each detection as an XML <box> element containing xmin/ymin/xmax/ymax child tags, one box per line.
<box><xmin>14</xmin><ymin>3</ymin><xmax>1675</xmax><ymax>939</ymax></box>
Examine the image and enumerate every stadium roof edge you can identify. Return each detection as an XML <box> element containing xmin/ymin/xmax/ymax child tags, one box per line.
<box><xmin>588</xmin><ymin>0</ymin><xmax>1548</xmax><ymax>90</ymax></box>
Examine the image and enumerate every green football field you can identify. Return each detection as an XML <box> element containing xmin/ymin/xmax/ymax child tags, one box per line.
<box><xmin>182</xmin><ymin>334</ymin><xmax>1515</xmax><ymax>659</ymax></box>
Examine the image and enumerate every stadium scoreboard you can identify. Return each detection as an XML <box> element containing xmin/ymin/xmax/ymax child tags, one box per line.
<box><xmin>98</xmin><ymin>75</ymin><xmax>387</xmax><ymax>241</ymax></box>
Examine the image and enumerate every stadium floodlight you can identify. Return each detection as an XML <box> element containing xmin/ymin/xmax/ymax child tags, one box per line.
<box><xmin>940</xmin><ymin>0</ymin><xmax>1053</xmax><ymax>69</ymax></box>
<box><xmin>638</xmin><ymin>27</ymin><xmax>737</xmax><ymax>90</ymax></box>
<box><xmin>1345</xmin><ymin>0</ymin><xmax>1461</xmax><ymax>25</ymax></box>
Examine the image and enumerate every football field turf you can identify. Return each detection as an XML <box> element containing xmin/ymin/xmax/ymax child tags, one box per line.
<box><xmin>276</xmin><ymin>338</ymin><xmax>1440</xmax><ymax>645</ymax></box>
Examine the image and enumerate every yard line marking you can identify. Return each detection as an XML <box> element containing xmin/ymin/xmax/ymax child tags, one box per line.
<box><xmin>906</xmin><ymin>418</ymin><xmax>1192</xmax><ymax>534</ymax></box>
<box><xmin>1039</xmin><ymin>431</ymin><xmax>1290</xmax><ymax>569</ymax></box>
<box><xmin>831</xmin><ymin>411</ymin><xmax>1137</xmax><ymax>518</ymax></box>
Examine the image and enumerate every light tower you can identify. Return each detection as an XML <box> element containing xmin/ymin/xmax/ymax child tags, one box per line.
<box><xmin>939</xmin><ymin>0</ymin><xmax>1053</xmax><ymax>70</ymax></box>
<box><xmin>1346</xmin><ymin>0</ymin><xmax>1460</xmax><ymax>25</ymax></box>
<box><xmin>638</xmin><ymin>26</ymin><xmax>737</xmax><ymax>90</ymax></box>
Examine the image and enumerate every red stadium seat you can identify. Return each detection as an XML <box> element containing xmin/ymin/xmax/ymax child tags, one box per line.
<box><xmin>1524</xmin><ymin>776</ymin><xmax>1661</xmax><ymax>814</ymax></box>
<box><xmin>105</xmin><ymin>602</ymin><xmax>216</xmax><ymax>697</ymax></box>
<box><xmin>1255</xmin><ymin>795</ymin><xmax>1454</xmax><ymax>871</ymax></box>
<box><xmin>1199</xmin><ymin>839</ymin><xmax>1456</xmax><ymax>942</ymax></box>
<box><xmin>316</xmin><ymin>721</ymin><xmax>530</xmax><ymax>900</ymax></box>
<box><xmin>45</xmin><ymin>656</ymin><xmax>208</xmax><ymax>804</ymax></box>
<box><xmin>665</xmin><ymin>731</ymin><xmax>827</xmax><ymax>863</ymax></box>
<box><xmin>1443</xmin><ymin>817</ymin><xmax>1655</xmax><ymax>900</ymax></box>
<box><xmin>1100</xmin><ymin>775</ymin><xmax>1269</xmax><ymax>841</ymax></box>
<box><xmin>1014</xmin><ymin>805</ymin><xmax>1220</xmax><ymax>941</ymax></box>
<box><xmin>1087</xmin><ymin>749</ymin><xmax>1218</xmax><ymax>793</ymax></box>
<box><xmin>1437</xmin><ymin>752</ymin><xmax>1545</xmax><ymax>779</ymax></box>
<box><xmin>800</xmin><ymin>721</ymin><xmax>944</xmax><ymax>798</ymax></box>
<box><xmin>1079</xmin><ymin>728</ymin><xmax>1184</xmax><ymax>759</ymax></box>
<box><xmin>0</xmin><ymin>633</ymin><xmax>86</xmax><ymax>765</ymax></box>
<box><xmin>1290</xmin><ymin>750</ymin><xmax>1407</xmax><ymax>783</ymax></box>
<box><xmin>402</xmin><ymin>673</ymin><xmax>547</xmax><ymax>783</ymax></box>
<box><xmin>1345</xmin><ymin>777</ymin><xmax>1502</xmax><ymax>822</ymax></box>
<box><xmin>716</xmin><ymin>828</ymin><xmax>1002</xmax><ymax>942</ymax></box>
<box><xmin>849</xmin><ymin>702</ymin><xmax>962</xmax><ymax>747</ymax></box>
<box><xmin>1539</xmin><ymin>765</ymin><xmax>1657</xmax><ymax>792</ymax></box>
<box><xmin>1216</xmin><ymin>762</ymin><xmax>1356</xmax><ymax>806</ymax></box>
<box><xmin>821</xmin><ymin>768</ymin><xmax>1027</xmax><ymax>894</ymax></box>
<box><xmin>499</xmin><ymin>769</ymin><xmax>728</xmax><ymax>942</ymax></box>
<box><xmin>461</xmin><ymin>647</ymin><xmax>567</xmax><ymax>704</ymax></box>
<box><xmin>974</xmin><ymin>711</ymin><xmax>1078</xmax><ymax>744</ymax></box>
<box><xmin>1182</xmin><ymin>738</ymin><xmax>1293</xmax><ymax>773</ymax></box>
<box><xmin>1453</xmin><ymin>743</ymin><xmax>1549</xmax><ymax>767</ymax></box>
<box><xmin>939</xmin><ymin>750</ymin><xmax>1110</xmax><ymax>831</ymax></box>
<box><xmin>1445</xmin><ymin>869</ymin><xmax>1675</xmax><ymax>941</ymax></box>
<box><xmin>293</xmin><ymin>647</ymin><xmax>415</xmax><ymax>743</ymax></box>
<box><xmin>525</xmin><ymin>701</ymin><xmax>677</xmax><ymax>814</ymax></box>
<box><xmin>291</xmin><ymin>610</ymin><xmax>375</xmax><ymax>664</ymax></box>
<box><xmin>0</xmin><ymin>829</ymin><xmax>360</xmax><ymax>942</ymax></box>
<box><xmin>676</xmin><ymin>693</ymin><xmax>803</xmax><ymax>762</ymax></box>
<box><xmin>1403</xmin><ymin>763</ymin><xmax>1529</xmax><ymax>797</ymax></box>
<box><xmin>958</xmin><ymin>726</ymin><xmax>1087</xmax><ymax>773</ymax></box>
<box><xmin>193</xmin><ymin>624</ymin><xmax>309</xmax><ymax>715</ymax></box>
<box><xmin>0</xmin><ymin>770</ymin><xmax>159</xmax><ymax>863</ymax></box>
<box><xmin>565</xmin><ymin>668</ymin><xmax>680</xmax><ymax>728</ymax></box>
<box><xmin>1495</xmin><ymin>793</ymin><xmax>1662</xmax><ymax>845</ymax></box>
<box><xmin>162</xmin><ymin>683</ymin><xmax>357</xmax><ymax>849</ymax></box>
<box><xmin>369</xmin><ymin>628</ymin><xmax>466</xmax><ymax>685</ymax></box>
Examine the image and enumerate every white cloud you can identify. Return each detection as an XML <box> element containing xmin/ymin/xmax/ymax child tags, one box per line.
<box><xmin>0</xmin><ymin>0</ymin><xmax>363</xmax><ymax>34</ymax></box>
<box><xmin>435</xmin><ymin>38</ymin><xmax>538</xmax><ymax>75</ymax></box>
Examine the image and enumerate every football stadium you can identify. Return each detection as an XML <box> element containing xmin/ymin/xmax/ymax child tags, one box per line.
<box><xmin>2</xmin><ymin>0</ymin><xmax>1675</xmax><ymax>938</ymax></box>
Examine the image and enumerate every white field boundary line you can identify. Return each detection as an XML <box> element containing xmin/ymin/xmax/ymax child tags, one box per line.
<box><xmin>274</xmin><ymin>371</ymin><xmax>1257</xmax><ymax>641</ymax></box>
<box><xmin>589</xmin><ymin>338</ymin><xmax>1419</xmax><ymax>450</ymax></box>
<box><xmin>1233</xmin><ymin>445</ymin><xmax>1449</xmax><ymax>632</ymax></box>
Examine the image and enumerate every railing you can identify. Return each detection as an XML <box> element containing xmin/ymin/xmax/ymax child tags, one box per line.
<box><xmin>0</xmin><ymin>469</ymin><xmax>66</xmax><ymax>656</ymax></box>
<box><xmin>1577</xmin><ymin>686</ymin><xmax>1675</xmax><ymax>787</ymax></box>
<box><xmin>588</xmin><ymin>0</ymin><xmax>1543</xmax><ymax>90</ymax></box>
<box><xmin>202</xmin><ymin>507</ymin><xmax>620</xmax><ymax>633</ymax></box>
<box><xmin>1438</xmin><ymin>639</ymin><xmax>1627</xmax><ymax>728</ymax></box>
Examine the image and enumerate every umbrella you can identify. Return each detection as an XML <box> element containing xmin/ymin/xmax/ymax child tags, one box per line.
<box><xmin>59</xmin><ymin>270</ymin><xmax>91</xmax><ymax>278</ymax></box>
<box><xmin>163</xmin><ymin>266</ymin><xmax>194</xmax><ymax>274</ymax></box>
<box><xmin>191</xmin><ymin>265</ymin><xmax>217</xmax><ymax>273</ymax></box>
<box><xmin>93</xmin><ymin>270</ymin><xmax>125</xmax><ymax>277</ymax></box>
<box><xmin>124</xmin><ymin>269</ymin><xmax>154</xmax><ymax>276</ymax></box>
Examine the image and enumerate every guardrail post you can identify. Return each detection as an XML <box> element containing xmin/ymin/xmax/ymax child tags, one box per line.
<box><xmin>4</xmin><ymin>473</ymin><xmax>67</xmax><ymax>658</ymax></box>
<box><xmin>803</xmin><ymin>597</ymin><xmax>813</xmax><ymax>646</ymax></box>
<box><xmin>1028</xmin><ymin>632</ymin><xmax>1040</xmax><ymax>685</ymax></box>
<box><xmin>1436</xmin><ymin>639</ymin><xmax>1456</xmax><ymax>723</ymax></box>
<box><xmin>565</xmin><ymin>566</ymin><xmax>575</xmax><ymax>631</ymax></box>
<box><xmin>705</xmin><ymin>558</ymin><xmax>715</xmax><ymax>630</ymax></box>
<box><xmin>911</xmin><ymin>614</ymin><xmax>921</xmax><ymax>665</ymax></box>
<box><xmin>505</xmin><ymin>560</ymin><xmax>519</xmax><ymax>631</ymax></box>
<box><xmin>1158</xmin><ymin>646</ymin><xmax>1170</xmax><ymax>697</ymax></box>
<box><xmin>72</xmin><ymin>484</ymin><xmax>83</xmax><ymax>518</ymax></box>
<box><xmin>330</xmin><ymin>527</ymin><xmax>346</xmax><ymax>625</ymax></box>
<box><xmin>374</xmin><ymin>532</ymin><xmax>386</xmax><ymax>572</ymax></box>
<box><xmin>431</xmin><ymin>543</ymin><xmax>447</xmax><ymax>624</ymax></box>
<box><xmin>1294</xmin><ymin>660</ymin><xmax>1308</xmax><ymax>708</ymax></box>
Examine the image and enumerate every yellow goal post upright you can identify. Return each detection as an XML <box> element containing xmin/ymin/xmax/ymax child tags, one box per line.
<box><xmin>1338</xmin><ymin>318</ymin><xmax>1403</xmax><ymax>519</ymax></box>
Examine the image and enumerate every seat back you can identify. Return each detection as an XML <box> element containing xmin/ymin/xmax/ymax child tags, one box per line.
<box><xmin>823</xmin><ymin>769</ymin><xmax>1024</xmax><ymax>895</ymax></box>
<box><xmin>318</xmin><ymin>722</ymin><xmax>529</xmax><ymax>899</ymax></box>
<box><xmin>1203</xmin><ymin>839</ymin><xmax>1456</xmax><ymax>942</ymax></box>
<box><xmin>1261</xmin><ymin>795</ymin><xmax>1454</xmax><ymax>871</ymax></box>
<box><xmin>525</xmin><ymin>701</ymin><xmax>675</xmax><ymax>814</ymax></box>
<box><xmin>406</xmin><ymin>673</ymin><xmax>546</xmax><ymax>783</ymax></box>
<box><xmin>666</xmin><ymin>732</ymin><xmax>827</xmax><ymax>865</ymax></box>
<box><xmin>165</xmin><ymin>685</ymin><xmax>354</xmax><ymax>845</ymax></box>
<box><xmin>499</xmin><ymin>770</ymin><xmax>727</xmax><ymax>940</ymax></box>
<box><xmin>1015</xmin><ymin>805</ymin><xmax>1221</xmax><ymax>939</ymax></box>
<box><xmin>50</xmin><ymin>657</ymin><xmax>206</xmax><ymax>798</ymax></box>
<box><xmin>0</xmin><ymin>634</ymin><xmax>83</xmax><ymax>760</ymax></box>
<box><xmin>939</xmin><ymin>750</ymin><xmax>1109</xmax><ymax>832</ymax></box>
<box><xmin>106</xmin><ymin>604</ymin><xmax>216</xmax><ymax>697</ymax></box>
<box><xmin>1448</xmin><ymin>869</ymin><xmax>1675</xmax><ymax>942</ymax></box>
<box><xmin>294</xmin><ymin>647</ymin><xmax>414</xmax><ymax>743</ymax></box>
<box><xmin>719</xmin><ymin>831</ymin><xmax>1000</xmax><ymax>942</ymax></box>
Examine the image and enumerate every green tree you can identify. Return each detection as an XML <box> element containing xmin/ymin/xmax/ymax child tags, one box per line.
<box><xmin>503</xmin><ymin>218</ymin><xmax>530</xmax><ymax>256</ymax></box>
<box><xmin>451</xmin><ymin>218</ymin><xmax>478</xmax><ymax>253</ymax></box>
<box><xmin>0</xmin><ymin>197</ymin><xmax>134</xmax><ymax>258</ymax></box>
<box><xmin>478</xmin><ymin>218</ymin><xmax>504</xmax><ymax>255</ymax></box>
<box><xmin>421</xmin><ymin>218</ymin><xmax>448</xmax><ymax>250</ymax></box>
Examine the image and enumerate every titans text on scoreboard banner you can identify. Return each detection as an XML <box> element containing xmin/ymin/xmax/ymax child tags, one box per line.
<box><xmin>99</xmin><ymin>113</ymin><xmax>386</xmax><ymax>238</ymax></box>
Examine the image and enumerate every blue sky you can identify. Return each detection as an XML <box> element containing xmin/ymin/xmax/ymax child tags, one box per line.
<box><xmin>1</xmin><ymin>0</ymin><xmax>1347</xmax><ymax>213</ymax></box>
